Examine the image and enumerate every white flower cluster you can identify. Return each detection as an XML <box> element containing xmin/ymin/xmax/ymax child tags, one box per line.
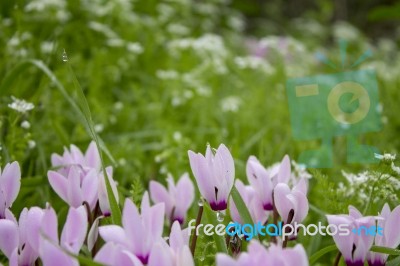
<box><xmin>374</xmin><ymin>153</ymin><xmax>396</xmax><ymax>161</ymax></box>
<box><xmin>156</xmin><ymin>70</ymin><xmax>180</xmax><ymax>80</ymax></box>
<box><xmin>8</xmin><ymin>96</ymin><xmax>35</xmax><ymax>113</ymax></box>
<box><xmin>234</xmin><ymin>56</ymin><xmax>274</xmax><ymax>74</ymax></box>
<box><xmin>220</xmin><ymin>96</ymin><xmax>241</xmax><ymax>113</ymax></box>
<box><xmin>168</xmin><ymin>34</ymin><xmax>228</xmax><ymax>59</ymax></box>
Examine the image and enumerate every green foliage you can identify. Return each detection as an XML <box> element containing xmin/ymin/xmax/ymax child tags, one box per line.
<box><xmin>0</xmin><ymin>0</ymin><xmax>399</xmax><ymax>265</ymax></box>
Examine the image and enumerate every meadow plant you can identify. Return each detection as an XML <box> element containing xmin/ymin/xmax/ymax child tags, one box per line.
<box><xmin>1</xmin><ymin>1</ymin><xmax>400</xmax><ymax>265</ymax></box>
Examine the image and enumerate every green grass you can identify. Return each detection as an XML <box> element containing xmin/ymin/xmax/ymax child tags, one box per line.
<box><xmin>1</xmin><ymin>0</ymin><xmax>400</xmax><ymax>265</ymax></box>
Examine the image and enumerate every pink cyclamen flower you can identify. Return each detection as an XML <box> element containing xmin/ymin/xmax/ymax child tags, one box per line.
<box><xmin>48</xmin><ymin>166</ymin><xmax>99</xmax><ymax>211</ymax></box>
<box><xmin>0</xmin><ymin>162</ymin><xmax>21</xmax><ymax>219</ymax></box>
<box><xmin>51</xmin><ymin>141</ymin><xmax>101</xmax><ymax>175</ymax></box>
<box><xmin>96</xmin><ymin>220</ymin><xmax>193</xmax><ymax>266</ymax></box>
<box><xmin>97</xmin><ymin>166</ymin><xmax>119</xmax><ymax>216</ymax></box>
<box><xmin>368</xmin><ymin>203</ymin><xmax>400</xmax><ymax>266</ymax></box>
<box><xmin>49</xmin><ymin>142</ymin><xmax>119</xmax><ymax>216</ymax></box>
<box><xmin>229</xmin><ymin>180</ymin><xmax>269</xmax><ymax>224</ymax></box>
<box><xmin>188</xmin><ymin>144</ymin><xmax>235</xmax><ymax>211</ymax></box>
<box><xmin>147</xmin><ymin>220</ymin><xmax>194</xmax><ymax>266</ymax></box>
<box><xmin>217</xmin><ymin>240</ymin><xmax>309</xmax><ymax>266</ymax></box>
<box><xmin>327</xmin><ymin>206</ymin><xmax>375</xmax><ymax>266</ymax></box>
<box><xmin>150</xmin><ymin>173</ymin><xmax>194</xmax><ymax>224</ymax></box>
<box><xmin>39</xmin><ymin>206</ymin><xmax>88</xmax><ymax>266</ymax></box>
<box><xmin>273</xmin><ymin>178</ymin><xmax>308</xmax><ymax>224</ymax></box>
<box><xmin>98</xmin><ymin>193</ymin><xmax>165</xmax><ymax>264</ymax></box>
<box><xmin>246</xmin><ymin>155</ymin><xmax>291</xmax><ymax>211</ymax></box>
<box><xmin>0</xmin><ymin>207</ymin><xmax>44</xmax><ymax>266</ymax></box>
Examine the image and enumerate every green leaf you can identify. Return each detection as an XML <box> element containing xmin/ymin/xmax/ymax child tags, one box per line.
<box><xmin>230</xmin><ymin>186</ymin><xmax>260</xmax><ymax>240</ymax></box>
<box><xmin>371</xmin><ymin>246</ymin><xmax>400</xmax><ymax>256</ymax></box>
<box><xmin>203</xmin><ymin>203</ymin><xmax>228</xmax><ymax>253</ymax></box>
<box><xmin>65</xmin><ymin>62</ymin><xmax>121</xmax><ymax>225</ymax></box>
<box><xmin>387</xmin><ymin>255</ymin><xmax>400</xmax><ymax>266</ymax></box>
<box><xmin>0</xmin><ymin>59</ymin><xmax>122</xmax><ymax>225</ymax></box>
<box><xmin>309</xmin><ymin>244</ymin><xmax>337</xmax><ymax>265</ymax></box>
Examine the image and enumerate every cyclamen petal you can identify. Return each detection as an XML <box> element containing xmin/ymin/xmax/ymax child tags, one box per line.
<box><xmin>277</xmin><ymin>155</ymin><xmax>291</xmax><ymax>184</ymax></box>
<box><xmin>0</xmin><ymin>162</ymin><xmax>21</xmax><ymax>208</ymax></box>
<box><xmin>48</xmin><ymin>171</ymin><xmax>69</xmax><ymax>203</ymax></box>
<box><xmin>246</xmin><ymin>156</ymin><xmax>274</xmax><ymax>210</ymax></box>
<box><xmin>61</xmin><ymin>206</ymin><xmax>88</xmax><ymax>253</ymax></box>
<box><xmin>150</xmin><ymin>180</ymin><xmax>174</xmax><ymax>219</ymax></box>
<box><xmin>95</xmin><ymin>242</ymin><xmax>144</xmax><ymax>266</ymax></box>
<box><xmin>0</xmin><ymin>219</ymin><xmax>19</xmax><ymax>258</ymax></box>
<box><xmin>99</xmin><ymin>225</ymin><xmax>128</xmax><ymax>246</ymax></box>
<box><xmin>229</xmin><ymin>180</ymin><xmax>269</xmax><ymax>224</ymax></box>
<box><xmin>98</xmin><ymin>166</ymin><xmax>119</xmax><ymax>216</ymax></box>
<box><xmin>40</xmin><ymin>239</ymin><xmax>78</xmax><ymax>266</ymax></box>
<box><xmin>369</xmin><ymin>203</ymin><xmax>400</xmax><ymax>265</ymax></box>
<box><xmin>216</xmin><ymin>241</ymin><xmax>309</xmax><ymax>266</ymax></box>
<box><xmin>84</xmin><ymin>141</ymin><xmax>101</xmax><ymax>170</ymax></box>
<box><xmin>150</xmin><ymin>173</ymin><xmax>194</xmax><ymax>224</ymax></box>
<box><xmin>188</xmin><ymin>144</ymin><xmax>235</xmax><ymax>211</ymax></box>
<box><xmin>188</xmin><ymin>151</ymin><xmax>215</xmax><ymax>202</ymax></box>
<box><xmin>327</xmin><ymin>206</ymin><xmax>375</xmax><ymax>265</ymax></box>
<box><xmin>147</xmin><ymin>242</ymin><xmax>174</xmax><ymax>266</ymax></box>
<box><xmin>274</xmin><ymin>183</ymin><xmax>308</xmax><ymax>224</ymax></box>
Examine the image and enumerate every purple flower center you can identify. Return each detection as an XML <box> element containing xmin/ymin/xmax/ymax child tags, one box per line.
<box><xmin>172</xmin><ymin>216</ymin><xmax>184</xmax><ymax>224</ymax></box>
<box><xmin>263</xmin><ymin>203</ymin><xmax>273</xmax><ymax>211</ymax></box>
<box><xmin>137</xmin><ymin>254</ymin><xmax>149</xmax><ymax>264</ymax></box>
<box><xmin>368</xmin><ymin>260</ymin><xmax>385</xmax><ymax>266</ymax></box>
<box><xmin>210</xmin><ymin>201</ymin><xmax>227</xmax><ymax>211</ymax></box>
<box><xmin>345</xmin><ymin>260</ymin><xmax>364</xmax><ymax>266</ymax></box>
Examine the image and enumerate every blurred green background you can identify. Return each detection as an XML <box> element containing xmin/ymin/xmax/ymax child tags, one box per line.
<box><xmin>0</xmin><ymin>0</ymin><xmax>399</xmax><ymax>264</ymax></box>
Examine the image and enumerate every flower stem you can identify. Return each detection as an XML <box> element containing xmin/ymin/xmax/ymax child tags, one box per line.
<box><xmin>334</xmin><ymin>252</ymin><xmax>341</xmax><ymax>266</ymax></box>
<box><xmin>190</xmin><ymin>205</ymin><xmax>204</xmax><ymax>255</ymax></box>
<box><xmin>271</xmin><ymin>193</ymin><xmax>279</xmax><ymax>244</ymax></box>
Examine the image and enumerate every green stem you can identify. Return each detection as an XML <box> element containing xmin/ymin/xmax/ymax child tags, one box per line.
<box><xmin>190</xmin><ymin>205</ymin><xmax>203</xmax><ymax>255</ymax></box>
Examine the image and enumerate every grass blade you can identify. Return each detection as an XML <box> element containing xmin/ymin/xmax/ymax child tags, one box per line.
<box><xmin>203</xmin><ymin>203</ymin><xmax>228</xmax><ymax>253</ymax></box>
<box><xmin>230</xmin><ymin>186</ymin><xmax>260</xmax><ymax>240</ymax></box>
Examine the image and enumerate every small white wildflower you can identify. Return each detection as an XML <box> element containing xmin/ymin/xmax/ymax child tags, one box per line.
<box><xmin>8</xmin><ymin>35</ymin><xmax>21</xmax><ymax>47</ymax></box>
<box><xmin>220</xmin><ymin>96</ymin><xmax>241</xmax><ymax>112</ymax></box>
<box><xmin>391</xmin><ymin>162</ymin><xmax>400</xmax><ymax>175</ymax></box>
<box><xmin>21</xmin><ymin>121</ymin><xmax>31</xmax><ymax>129</ymax></box>
<box><xmin>118</xmin><ymin>158</ymin><xmax>127</xmax><ymax>166</ymax></box>
<box><xmin>342</xmin><ymin>170</ymin><xmax>370</xmax><ymax>184</ymax></box>
<box><xmin>234</xmin><ymin>56</ymin><xmax>274</xmax><ymax>74</ymax></box>
<box><xmin>0</xmin><ymin>145</ymin><xmax>2</xmax><ymax>151</ymax></box>
<box><xmin>171</xmin><ymin>97</ymin><xmax>182</xmax><ymax>107</ymax></box>
<box><xmin>106</xmin><ymin>38</ymin><xmax>125</xmax><ymax>47</ymax></box>
<box><xmin>94</xmin><ymin>124</ymin><xmax>104</xmax><ymax>133</ymax></box>
<box><xmin>114</xmin><ymin>102</ymin><xmax>124</xmax><ymax>111</ymax></box>
<box><xmin>156</xmin><ymin>70</ymin><xmax>179</xmax><ymax>80</ymax></box>
<box><xmin>159</xmin><ymin>165</ymin><xmax>168</xmax><ymax>174</ymax></box>
<box><xmin>8</xmin><ymin>96</ymin><xmax>35</xmax><ymax>113</ymax></box>
<box><xmin>173</xmin><ymin>131</ymin><xmax>182</xmax><ymax>142</ymax></box>
<box><xmin>167</xmin><ymin>23</ymin><xmax>190</xmax><ymax>36</ymax></box>
<box><xmin>126</xmin><ymin>42</ymin><xmax>143</xmax><ymax>54</ymax></box>
<box><xmin>374</xmin><ymin>153</ymin><xmax>396</xmax><ymax>161</ymax></box>
<box><xmin>292</xmin><ymin>160</ymin><xmax>312</xmax><ymax>179</ymax></box>
<box><xmin>41</xmin><ymin>41</ymin><xmax>55</xmax><ymax>54</ymax></box>
<box><xmin>183</xmin><ymin>90</ymin><xmax>193</xmax><ymax>99</ymax></box>
<box><xmin>155</xmin><ymin>155</ymin><xmax>162</xmax><ymax>163</ymax></box>
<box><xmin>195</xmin><ymin>86</ymin><xmax>212</xmax><ymax>97</ymax></box>
<box><xmin>28</xmin><ymin>140</ymin><xmax>36</xmax><ymax>149</ymax></box>
<box><xmin>227</xmin><ymin>16</ymin><xmax>244</xmax><ymax>31</ymax></box>
<box><xmin>109</xmin><ymin>115</ymin><xmax>117</xmax><ymax>124</ymax></box>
